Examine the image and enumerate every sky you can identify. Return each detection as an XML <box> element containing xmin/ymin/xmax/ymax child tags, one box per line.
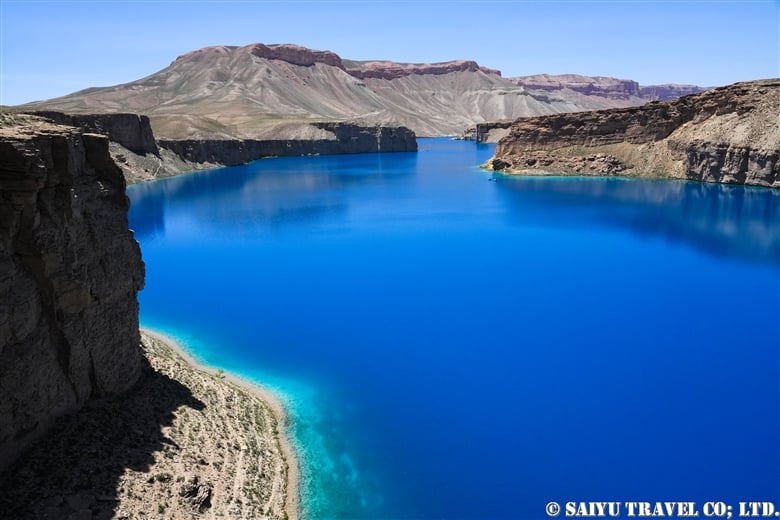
<box><xmin>1</xmin><ymin>0</ymin><xmax>778</xmax><ymax>106</ymax></box>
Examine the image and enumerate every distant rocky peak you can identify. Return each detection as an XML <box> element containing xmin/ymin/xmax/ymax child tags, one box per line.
<box><xmin>346</xmin><ymin>59</ymin><xmax>502</xmax><ymax>80</ymax></box>
<box><xmin>510</xmin><ymin>74</ymin><xmax>642</xmax><ymax>100</ymax></box>
<box><xmin>247</xmin><ymin>43</ymin><xmax>345</xmax><ymax>69</ymax></box>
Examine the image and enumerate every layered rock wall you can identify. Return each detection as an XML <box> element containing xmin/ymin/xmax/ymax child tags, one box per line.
<box><xmin>510</xmin><ymin>74</ymin><xmax>641</xmax><ymax>100</ymax></box>
<box><xmin>158</xmin><ymin>122</ymin><xmax>417</xmax><ymax>166</ymax></box>
<box><xmin>488</xmin><ymin>80</ymin><xmax>780</xmax><ymax>187</ymax></box>
<box><xmin>346</xmin><ymin>60</ymin><xmax>501</xmax><ymax>80</ymax></box>
<box><xmin>31</xmin><ymin>111</ymin><xmax>158</xmax><ymax>155</ymax></box>
<box><xmin>0</xmin><ymin>117</ymin><xmax>145</xmax><ymax>469</ymax></box>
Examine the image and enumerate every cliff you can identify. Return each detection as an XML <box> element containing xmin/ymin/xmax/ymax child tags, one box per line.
<box><xmin>344</xmin><ymin>59</ymin><xmax>501</xmax><ymax>80</ymax></box>
<box><xmin>18</xmin><ymin>113</ymin><xmax>417</xmax><ymax>184</ymax></box>
<box><xmin>0</xmin><ymin>114</ymin><xmax>145</xmax><ymax>469</ymax></box>
<box><xmin>509</xmin><ymin>74</ymin><xmax>642</xmax><ymax>100</ymax></box>
<box><xmin>639</xmin><ymin>84</ymin><xmax>709</xmax><ymax>101</ymax></box>
<box><xmin>158</xmin><ymin>122</ymin><xmax>417</xmax><ymax>166</ymax></box>
<box><xmin>510</xmin><ymin>74</ymin><xmax>707</xmax><ymax>102</ymax></box>
<box><xmin>487</xmin><ymin>79</ymin><xmax>780</xmax><ymax>187</ymax></box>
<box><xmin>29</xmin><ymin>111</ymin><xmax>158</xmax><ymax>155</ymax></box>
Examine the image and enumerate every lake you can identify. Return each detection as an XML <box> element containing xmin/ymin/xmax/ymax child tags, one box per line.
<box><xmin>128</xmin><ymin>138</ymin><xmax>780</xmax><ymax>520</ymax></box>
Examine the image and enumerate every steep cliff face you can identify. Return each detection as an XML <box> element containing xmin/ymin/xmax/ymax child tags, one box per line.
<box><xmin>509</xmin><ymin>74</ymin><xmax>642</xmax><ymax>100</ymax></box>
<box><xmin>510</xmin><ymin>74</ymin><xmax>707</xmax><ymax>102</ymax></box>
<box><xmin>345</xmin><ymin>59</ymin><xmax>501</xmax><ymax>80</ymax></box>
<box><xmin>21</xmin><ymin>113</ymin><xmax>417</xmax><ymax>184</ymax></box>
<box><xmin>488</xmin><ymin>79</ymin><xmax>780</xmax><ymax>187</ymax></box>
<box><xmin>158</xmin><ymin>122</ymin><xmax>417</xmax><ymax>167</ymax></box>
<box><xmin>30</xmin><ymin>112</ymin><xmax>158</xmax><ymax>155</ymax></box>
<box><xmin>0</xmin><ymin>115</ymin><xmax>145</xmax><ymax>469</ymax></box>
<box><xmin>639</xmin><ymin>84</ymin><xmax>709</xmax><ymax>101</ymax></box>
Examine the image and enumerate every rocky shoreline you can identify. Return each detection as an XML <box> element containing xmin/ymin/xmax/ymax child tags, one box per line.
<box><xmin>0</xmin><ymin>332</ymin><xmax>298</xmax><ymax>520</ymax></box>
<box><xmin>485</xmin><ymin>79</ymin><xmax>780</xmax><ymax>187</ymax></box>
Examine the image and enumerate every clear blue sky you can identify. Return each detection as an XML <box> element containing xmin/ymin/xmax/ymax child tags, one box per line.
<box><xmin>1</xmin><ymin>0</ymin><xmax>778</xmax><ymax>105</ymax></box>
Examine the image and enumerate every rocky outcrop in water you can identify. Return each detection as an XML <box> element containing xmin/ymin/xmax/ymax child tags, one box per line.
<box><xmin>0</xmin><ymin>114</ymin><xmax>145</xmax><ymax>469</ymax></box>
<box><xmin>487</xmin><ymin>79</ymin><xmax>780</xmax><ymax>187</ymax></box>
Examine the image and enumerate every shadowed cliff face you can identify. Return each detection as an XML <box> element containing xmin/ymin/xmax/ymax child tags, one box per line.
<box><xmin>0</xmin><ymin>115</ymin><xmax>145</xmax><ymax>469</ymax></box>
<box><xmin>489</xmin><ymin>79</ymin><xmax>780</xmax><ymax>187</ymax></box>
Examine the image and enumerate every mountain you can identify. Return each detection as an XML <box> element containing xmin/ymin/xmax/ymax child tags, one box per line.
<box><xmin>19</xmin><ymin>43</ymin><xmax>699</xmax><ymax>139</ymax></box>
<box><xmin>487</xmin><ymin>79</ymin><xmax>780</xmax><ymax>187</ymax></box>
<box><xmin>508</xmin><ymin>74</ymin><xmax>708</xmax><ymax>101</ymax></box>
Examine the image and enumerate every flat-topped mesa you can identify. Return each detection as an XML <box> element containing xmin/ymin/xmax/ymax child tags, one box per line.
<box><xmin>248</xmin><ymin>43</ymin><xmax>345</xmax><ymax>69</ymax></box>
<box><xmin>171</xmin><ymin>43</ymin><xmax>346</xmax><ymax>69</ymax></box>
<box><xmin>488</xmin><ymin>79</ymin><xmax>780</xmax><ymax>187</ymax></box>
<box><xmin>510</xmin><ymin>74</ymin><xmax>642</xmax><ymax>100</ymax></box>
<box><xmin>346</xmin><ymin>60</ymin><xmax>501</xmax><ymax>80</ymax></box>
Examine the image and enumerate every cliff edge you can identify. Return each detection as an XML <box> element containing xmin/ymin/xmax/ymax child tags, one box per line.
<box><xmin>0</xmin><ymin>114</ymin><xmax>145</xmax><ymax>469</ymax></box>
<box><xmin>487</xmin><ymin>79</ymin><xmax>780</xmax><ymax>187</ymax></box>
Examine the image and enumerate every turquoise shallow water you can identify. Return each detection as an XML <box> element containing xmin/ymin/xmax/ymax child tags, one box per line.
<box><xmin>129</xmin><ymin>138</ymin><xmax>780</xmax><ymax>520</ymax></box>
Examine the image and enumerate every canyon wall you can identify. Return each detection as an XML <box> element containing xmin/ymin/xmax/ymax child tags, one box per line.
<box><xmin>488</xmin><ymin>79</ymin><xmax>780</xmax><ymax>187</ymax></box>
<box><xmin>158</xmin><ymin>122</ymin><xmax>417</xmax><ymax>166</ymax></box>
<box><xmin>0</xmin><ymin>115</ymin><xmax>145</xmax><ymax>469</ymax></box>
<box><xmin>21</xmin><ymin>113</ymin><xmax>417</xmax><ymax>183</ymax></box>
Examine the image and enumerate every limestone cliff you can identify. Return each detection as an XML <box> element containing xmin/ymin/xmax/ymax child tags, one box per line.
<box><xmin>487</xmin><ymin>79</ymin><xmax>780</xmax><ymax>187</ymax></box>
<box><xmin>0</xmin><ymin>114</ymin><xmax>145</xmax><ymax>469</ymax></box>
<box><xmin>157</xmin><ymin>122</ymin><xmax>417</xmax><ymax>166</ymax></box>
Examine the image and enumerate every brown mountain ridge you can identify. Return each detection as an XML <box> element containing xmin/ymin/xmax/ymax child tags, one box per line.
<box><xmin>20</xmin><ymin>43</ymin><xmax>705</xmax><ymax>140</ymax></box>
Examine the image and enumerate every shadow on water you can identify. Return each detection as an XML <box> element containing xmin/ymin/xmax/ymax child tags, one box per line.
<box><xmin>128</xmin><ymin>151</ymin><xmax>419</xmax><ymax>240</ymax></box>
<box><xmin>494</xmin><ymin>175</ymin><xmax>780</xmax><ymax>267</ymax></box>
<box><xmin>0</xmin><ymin>357</ymin><xmax>205</xmax><ymax>520</ymax></box>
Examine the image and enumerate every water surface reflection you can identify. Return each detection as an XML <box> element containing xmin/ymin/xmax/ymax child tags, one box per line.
<box><xmin>495</xmin><ymin>175</ymin><xmax>780</xmax><ymax>267</ymax></box>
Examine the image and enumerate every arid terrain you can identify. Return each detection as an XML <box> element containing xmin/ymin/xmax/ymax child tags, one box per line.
<box><xmin>19</xmin><ymin>43</ymin><xmax>704</xmax><ymax>139</ymax></box>
<box><xmin>487</xmin><ymin>79</ymin><xmax>780</xmax><ymax>187</ymax></box>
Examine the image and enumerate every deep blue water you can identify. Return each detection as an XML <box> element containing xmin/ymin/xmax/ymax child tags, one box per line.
<box><xmin>129</xmin><ymin>138</ymin><xmax>780</xmax><ymax>520</ymax></box>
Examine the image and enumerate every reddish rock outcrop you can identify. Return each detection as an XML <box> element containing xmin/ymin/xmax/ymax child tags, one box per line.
<box><xmin>346</xmin><ymin>60</ymin><xmax>501</xmax><ymax>80</ymax></box>
<box><xmin>488</xmin><ymin>79</ymin><xmax>780</xmax><ymax>187</ymax></box>
<box><xmin>509</xmin><ymin>74</ymin><xmax>708</xmax><ymax>102</ymax></box>
<box><xmin>0</xmin><ymin>115</ymin><xmax>145</xmax><ymax>469</ymax></box>
<box><xmin>510</xmin><ymin>74</ymin><xmax>641</xmax><ymax>100</ymax></box>
<box><xmin>248</xmin><ymin>43</ymin><xmax>345</xmax><ymax>69</ymax></box>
